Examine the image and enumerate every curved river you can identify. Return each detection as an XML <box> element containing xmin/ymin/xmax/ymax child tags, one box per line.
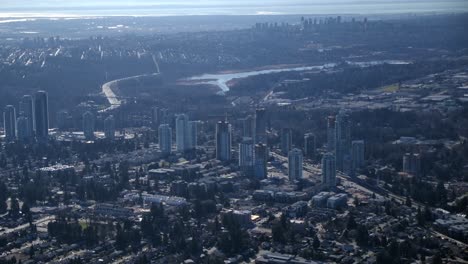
<box><xmin>100</xmin><ymin>60</ymin><xmax>411</xmax><ymax>111</ymax></box>
<box><xmin>185</xmin><ymin>60</ymin><xmax>410</xmax><ymax>94</ymax></box>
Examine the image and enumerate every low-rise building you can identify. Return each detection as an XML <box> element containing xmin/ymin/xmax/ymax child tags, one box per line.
<box><xmin>327</xmin><ymin>193</ymin><xmax>348</xmax><ymax>209</ymax></box>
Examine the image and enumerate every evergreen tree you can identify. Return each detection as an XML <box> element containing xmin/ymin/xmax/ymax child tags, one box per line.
<box><xmin>9</xmin><ymin>196</ymin><xmax>20</xmax><ymax>218</ymax></box>
<box><xmin>0</xmin><ymin>181</ymin><xmax>8</xmax><ymax>213</ymax></box>
<box><xmin>313</xmin><ymin>236</ymin><xmax>320</xmax><ymax>250</ymax></box>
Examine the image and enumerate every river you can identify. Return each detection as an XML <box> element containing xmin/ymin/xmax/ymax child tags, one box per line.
<box><xmin>185</xmin><ymin>60</ymin><xmax>411</xmax><ymax>94</ymax></box>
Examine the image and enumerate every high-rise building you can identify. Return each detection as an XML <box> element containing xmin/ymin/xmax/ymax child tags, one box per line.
<box><xmin>56</xmin><ymin>110</ymin><xmax>70</xmax><ymax>130</ymax></box>
<box><xmin>239</xmin><ymin>137</ymin><xmax>254</xmax><ymax>174</ymax></box>
<box><xmin>158</xmin><ymin>124</ymin><xmax>172</xmax><ymax>155</ymax></box>
<box><xmin>242</xmin><ymin>115</ymin><xmax>255</xmax><ymax>138</ymax></box>
<box><xmin>255</xmin><ymin>108</ymin><xmax>267</xmax><ymax>144</ymax></box>
<box><xmin>288</xmin><ymin>148</ymin><xmax>303</xmax><ymax>181</ymax></box>
<box><xmin>19</xmin><ymin>95</ymin><xmax>34</xmax><ymax>136</ymax></box>
<box><xmin>176</xmin><ymin>114</ymin><xmax>191</xmax><ymax>152</ymax></box>
<box><xmin>322</xmin><ymin>153</ymin><xmax>336</xmax><ymax>188</ymax></box>
<box><xmin>82</xmin><ymin>111</ymin><xmax>95</xmax><ymax>140</ymax></box>
<box><xmin>3</xmin><ymin>105</ymin><xmax>16</xmax><ymax>141</ymax></box>
<box><xmin>403</xmin><ymin>153</ymin><xmax>421</xmax><ymax>176</ymax></box>
<box><xmin>254</xmin><ymin>143</ymin><xmax>268</xmax><ymax>179</ymax></box>
<box><xmin>16</xmin><ymin>116</ymin><xmax>31</xmax><ymax>142</ymax></box>
<box><xmin>104</xmin><ymin>115</ymin><xmax>115</xmax><ymax>140</ymax></box>
<box><xmin>351</xmin><ymin>140</ymin><xmax>365</xmax><ymax>172</ymax></box>
<box><xmin>304</xmin><ymin>133</ymin><xmax>316</xmax><ymax>158</ymax></box>
<box><xmin>34</xmin><ymin>91</ymin><xmax>49</xmax><ymax>141</ymax></box>
<box><xmin>281</xmin><ymin>128</ymin><xmax>293</xmax><ymax>155</ymax></box>
<box><xmin>335</xmin><ymin>110</ymin><xmax>351</xmax><ymax>171</ymax></box>
<box><xmin>216</xmin><ymin>120</ymin><xmax>232</xmax><ymax>161</ymax></box>
<box><xmin>159</xmin><ymin>108</ymin><xmax>169</xmax><ymax>125</ymax></box>
<box><xmin>188</xmin><ymin>121</ymin><xmax>198</xmax><ymax>149</ymax></box>
<box><xmin>151</xmin><ymin>107</ymin><xmax>160</xmax><ymax>128</ymax></box>
<box><xmin>327</xmin><ymin>116</ymin><xmax>336</xmax><ymax>152</ymax></box>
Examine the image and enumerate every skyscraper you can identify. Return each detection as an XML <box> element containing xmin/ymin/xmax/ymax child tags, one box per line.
<box><xmin>34</xmin><ymin>91</ymin><xmax>49</xmax><ymax>141</ymax></box>
<box><xmin>254</xmin><ymin>143</ymin><xmax>268</xmax><ymax>179</ymax></box>
<box><xmin>151</xmin><ymin>106</ymin><xmax>160</xmax><ymax>128</ymax></box>
<box><xmin>288</xmin><ymin>148</ymin><xmax>303</xmax><ymax>181</ymax></box>
<box><xmin>304</xmin><ymin>133</ymin><xmax>316</xmax><ymax>158</ymax></box>
<box><xmin>255</xmin><ymin>108</ymin><xmax>267</xmax><ymax>144</ymax></box>
<box><xmin>3</xmin><ymin>105</ymin><xmax>16</xmax><ymax>142</ymax></box>
<box><xmin>176</xmin><ymin>114</ymin><xmax>190</xmax><ymax>152</ymax></box>
<box><xmin>104</xmin><ymin>115</ymin><xmax>115</xmax><ymax>140</ymax></box>
<box><xmin>322</xmin><ymin>153</ymin><xmax>336</xmax><ymax>188</ymax></box>
<box><xmin>19</xmin><ymin>95</ymin><xmax>34</xmax><ymax>136</ymax></box>
<box><xmin>280</xmin><ymin>128</ymin><xmax>293</xmax><ymax>155</ymax></box>
<box><xmin>335</xmin><ymin>110</ymin><xmax>351</xmax><ymax>171</ymax></box>
<box><xmin>242</xmin><ymin>115</ymin><xmax>255</xmax><ymax>138</ymax></box>
<box><xmin>327</xmin><ymin>116</ymin><xmax>336</xmax><ymax>152</ymax></box>
<box><xmin>82</xmin><ymin>111</ymin><xmax>95</xmax><ymax>140</ymax></box>
<box><xmin>351</xmin><ymin>140</ymin><xmax>365</xmax><ymax>172</ymax></box>
<box><xmin>56</xmin><ymin>110</ymin><xmax>70</xmax><ymax>130</ymax></box>
<box><xmin>188</xmin><ymin>121</ymin><xmax>198</xmax><ymax>149</ymax></box>
<box><xmin>158</xmin><ymin>124</ymin><xmax>172</xmax><ymax>155</ymax></box>
<box><xmin>239</xmin><ymin>137</ymin><xmax>254</xmax><ymax>174</ymax></box>
<box><xmin>216</xmin><ymin>120</ymin><xmax>232</xmax><ymax>161</ymax></box>
<box><xmin>159</xmin><ymin>108</ymin><xmax>169</xmax><ymax>125</ymax></box>
<box><xmin>16</xmin><ymin>116</ymin><xmax>30</xmax><ymax>142</ymax></box>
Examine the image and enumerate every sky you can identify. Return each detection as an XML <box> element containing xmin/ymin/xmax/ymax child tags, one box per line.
<box><xmin>0</xmin><ymin>0</ymin><xmax>467</xmax><ymax>17</ymax></box>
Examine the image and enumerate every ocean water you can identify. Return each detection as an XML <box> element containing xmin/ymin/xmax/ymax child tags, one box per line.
<box><xmin>1</xmin><ymin>0</ymin><xmax>467</xmax><ymax>17</ymax></box>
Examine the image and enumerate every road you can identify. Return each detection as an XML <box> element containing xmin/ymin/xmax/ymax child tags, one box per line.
<box><xmin>0</xmin><ymin>215</ymin><xmax>54</xmax><ymax>236</ymax></box>
<box><xmin>99</xmin><ymin>73</ymin><xmax>160</xmax><ymax>113</ymax></box>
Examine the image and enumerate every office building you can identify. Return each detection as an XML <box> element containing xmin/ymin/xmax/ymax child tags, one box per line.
<box><xmin>216</xmin><ymin>120</ymin><xmax>232</xmax><ymax>161</ymax></box>
<box><xmin>403</xmin><ymin>153</ymin><xmax>421</xmax><ymax>176</ymax></box>
<box><xmin>288</xmin><ymin>148</ymin><xmax>303</xmax><ymax>181</ymax></box>
<box><xmin>176</xmin><ymin>114</ymin><xmax>191</xmax><ymax>152</ymax></box>
<box><xmin>335</xmin><ymin>110</ymin><xmax>351</xmax><ymax>171</ymax></box>
<box><xmin>322</xmin><ymin>153</ymin><xmax>336</xmax><ymax>188</ymax></box>
<box><xmin>158</xmin><ymin>124</ymin><xmax>172</xmax><ymax>155</ymax></box>
<box><xmin>3</xmin><ymin>105</ymin><xmax>16</xmax><ymax>141</ymax></box>
<box><xmin>304</xmin><ymin>133</ymin><xmax>316</xmax><ymax>158</ymax></box>
<box><xmin>255</xmin><ymin>108</ymin><xmax>267</xmax><ymax>144</ymax></box>
<box><xmin>351</xmin><ymin>140</ymin><xmax>365</xmax><ymax>171</ymax></box>
<box><xmin>188</xmin><ymin>121</ymin><xmax>198</xmax><ymax>149</ymax></box>
<box><xmin>82</xmin><ymin>111</ymin><xmax>95</xmax><ymax>140</ymax></box>
<box><xmin>34</xmin><ymin>91</ymin><xmax>49</xmax><ymax>141</ymax></box>
<box><xmin>281</xmin><ymin>128</ymin><xmax>293</xmax><ymax>155</ymax></box>
<box><xmin>104</xmin><ymin>115</ymin><xmax>115</xmax><ymax>140</ymax></box>
<box><xmin>239</xmin><ymin>137</ymin><xmax>254</xmax><ymax>174</ymax></box>
<box><xmin>19</xmin><ymin>95</ymin><xmax>34</xmax><ymax>136</ymax></box>
<box><xmin>254</xmin><ymin>143</ymin><xmax>268</xmax><ymax>179</ymax></box>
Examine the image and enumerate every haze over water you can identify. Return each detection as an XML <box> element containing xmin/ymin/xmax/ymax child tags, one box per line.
<box><xmin>1</xmin><ymin>0</ymin><xmax>467</xmax><ymax>17</ymax></box>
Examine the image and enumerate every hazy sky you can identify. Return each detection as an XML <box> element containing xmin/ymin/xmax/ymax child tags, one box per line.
<box><xmin>2</xmin><ymin>0</ymin><xmax>467</xmax><ymax>7</ymax></box>
<box><xmin>1</xmin><ymin>0</ymin><xmax>467</xmax><ymax>16</ymax></box>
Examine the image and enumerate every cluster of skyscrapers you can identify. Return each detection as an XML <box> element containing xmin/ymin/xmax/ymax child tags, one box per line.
<box><xmin>152</xmin><ymin>107</ymin><xmax>365</xmax><ymax>188</ymax></box>
<box><xmin>322</xmin><ymin>110</ymin><xmax>365</xmax><ymax>188</ymax></box>
<box><xmin>3</xmin><ymin>91</ymin><xmax>49</xmax><ymax>143</ymax></box>
<box><xmin>157</xmin><ymin>111</ymin><xmax>198</xmax><ymax>155</ymax></box>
